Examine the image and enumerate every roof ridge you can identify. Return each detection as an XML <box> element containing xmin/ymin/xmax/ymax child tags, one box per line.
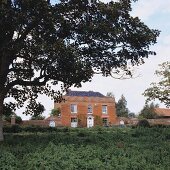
<box><xmin>66</xmin><ymin>90</ymin><xmax>105</xmax><ymax>97</ymax></box>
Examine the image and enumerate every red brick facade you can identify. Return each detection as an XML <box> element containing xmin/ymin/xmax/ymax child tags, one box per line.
<box><xmin>54</xmin><ymin>91</ymin><xmax>117</xmax><ymax>127</ymax></box>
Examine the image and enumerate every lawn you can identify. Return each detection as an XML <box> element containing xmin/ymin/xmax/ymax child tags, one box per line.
<box><xmin>1</xmin><ymin>126</ymin><xmax>170</xmax><ymax>169</ymax></box>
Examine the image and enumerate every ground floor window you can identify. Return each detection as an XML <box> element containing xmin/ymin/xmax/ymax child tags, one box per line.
<box><xmin>71</xmin><ymin>118</ymin><xmax>78</xmax><ymax>128</ymax></box>
<box><xmin>102</xmin><ymin>118</ymin><xmax>108</xmax><ymax>126</ymax></box>
<box><xmin>71</xmin><ymin>118</ymin><xmax>77</xmax><ymax>122</ymax></box>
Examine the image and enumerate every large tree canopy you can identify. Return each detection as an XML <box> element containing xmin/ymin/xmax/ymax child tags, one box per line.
<box><xmin>143</xmin><ymin>61</ymin><xmax>170</xmax><ymax>107</ymax></box>
<box><xmin>0</xmin><ymin>0</ymin><xmax>159</xmax><ymax>140</ymax></box>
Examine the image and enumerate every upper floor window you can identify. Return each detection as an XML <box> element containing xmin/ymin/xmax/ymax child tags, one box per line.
<box><xmin>87</xmin><ymin>104</ymin><xmax>92</xmax><ymax>113</ymax></box>
<box><xmin>102</xmin><ymin>105</ymin><xmax>107</xmax><ymax>114</ymax></box>
<box><xmin>71</xmin><ymin>104</ymin><xmax>77</xmax><ymax>113</ymax></box>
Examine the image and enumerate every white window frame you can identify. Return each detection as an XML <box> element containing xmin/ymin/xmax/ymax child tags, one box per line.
<box><xmin>71</xmin><ymin>118</ymin><xmax>77</xmax><ymax>123</ymax></box>
<box><xmin>71</xmin><ymin>118</ymin><xmax>78</xmax><ymax>128</ymax></box>
<box><xmin>87</xmin><ymin>104</ymin><xmax>93</xmax><ymax>113</ymax></box>
<box><xmin>102</xmin><ymin>105</ymin><xmax>107</xmax><ymax>114</ymax></box>
<box><xmin>71</xmin><ymin>104</ymin><xmax>77</xmax><ymax>113</ymax></box>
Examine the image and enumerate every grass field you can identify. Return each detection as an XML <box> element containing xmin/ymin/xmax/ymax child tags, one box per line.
<box><xmin>1</xmin><ymin>126</ymin><xmax>170</xmax><ymax>170</ymax></box>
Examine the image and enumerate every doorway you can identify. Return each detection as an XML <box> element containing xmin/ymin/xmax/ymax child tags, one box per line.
<box><xmin>87</xmin><ymin>115</ymin><xmax>94</xmax><ymax>128</ymax></box>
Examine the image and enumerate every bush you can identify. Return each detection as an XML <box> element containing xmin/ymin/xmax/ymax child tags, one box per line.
<box><xmin>15</xmin><ymin>116</ymin><xmax>22</xmax><ymax>124</ymax></box>
<box><xmin>3</xmin><ymin>125</ymin><xmax>72</xmax><ymax>133</ymax></box>
<box><xmin>3</xmin><ymin>125</ymin><xmax>22</xmax><ymax>133</ymax></box>
<box><xmin>137</xmin><ymin>119</ymin><xmax>150</xmax><ymax>128</ymax></box>
<box><xmin>0</xmin><ymin>151</ymin><xmax>18</xmax><ymax>169</ymax></box>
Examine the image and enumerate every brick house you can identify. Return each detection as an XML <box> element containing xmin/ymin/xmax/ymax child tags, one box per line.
<box><xmin>54</xmin><ymin>90</ymin><xmax>117</xmax><ymax>127</ymax></box>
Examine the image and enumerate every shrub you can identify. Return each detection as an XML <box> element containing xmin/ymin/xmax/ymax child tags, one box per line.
<box><xmin>3</xmin><ymin>125</ymin><xmax>22</xmax><ymax>133</ymax></box>
<box><xmin>77</xmin><ymin>132</ymin><xmax>86</xmax><ymax>137</ymax></box>
<box><xmin>137</xmin><ymin>119</ymin><xmax>150</xmax><ymax>128</ymax></box>
<box><xmin>0</xmin><ymin>151</ymin><xmax>18</xmax><ymax>169</ymax></box>
<box><xmin>15</xmin><ymin>116</ymin><xmax>22</xmax><ymax>124</ymax></box>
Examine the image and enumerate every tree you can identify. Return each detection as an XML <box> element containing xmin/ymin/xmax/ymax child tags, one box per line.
<box><xmin>30</xmin><ymin>103</ymin><xmax>45</xmax><ymax>120</ymax></box>
<box><xmin>5</xmin><ymin>114</ymin><xmax>23</xmax><ymax>124</ymax></box>
<box><xmin>143</xmin><ymin>61</ymin><xmax>170</xmax><ymax>107</ymax></box>
<box><xmin>31</xmin><ymin>114</ymin><xmax>45</xmax><ymax>120</ymax></box>
<box><xmin>128</xmin><ymin>112</ymin><xmax>136</xmax><ymax>118</ymax></box>
<box><xmin>50</xmin><ymin>108</ymin><xmax>61</xmax><ymax>117</ymax></box>
<box><xmin>106</xmin><ymin>92</ymin><xmax>115</xmax><ymax>98</ymax></box>
<box><xmin>0</xmin><ymin>0</ymin><xmax>159</xmax><ymax>141</ymax></box>
<box><xmin>139</xmin><ymin>102</ymin><xmax>159</xmax><ymax>119</ymax></box>
<box><xmin>116</xmin><ymin>95</ymin><xmax>129</xmax><ymax>117</ymax></box>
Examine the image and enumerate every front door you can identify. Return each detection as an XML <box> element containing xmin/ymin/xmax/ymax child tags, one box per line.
<box><xmin>87</xmin><ymin>116</ymin><xmax>94</xmax><ymax>128</ymax></box>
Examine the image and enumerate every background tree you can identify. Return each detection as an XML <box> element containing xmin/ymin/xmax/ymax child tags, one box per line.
<box><xmin>143</xmin><ymin>61</ymin><xmax>170</xmax><ymax>107</ymax></box>
<box><xmin>3</xmin><ymin>106</ymin><xmax>22</xmax><ymax>124</ymax></box>
<box><xmin>116</xmin><ymin>95</ymin><xmax>129</xmax><ymax>117</ymax></box>
<box><xmin>0</xmin><ymin>0</ymin><xmax>159</xmax><ymax>141</ymax></box>
<box><xmin>138</xmin><ymin>102</ymin><xmax>159</xmax><ymax>119</ymax></box>
<box><xmin>50</xmin><ymin>108</ymin><xmax>61</xmax><ymax>117</ymax></box>
<box><xmin>3</xmin><ymin>103</ymin><xmax>15</xmax><ymax>119</ymax></box>
<box><xmin>30</xmin><ymin>104</ymin><xmax>45</xmax><ymax>120</ymax></box>
<box><xmin>106</xmin><ymin>92</ymin><xmax>115</xmax><ymax>98</ymax></box>
<box><xmin>31</xmin><ymin>114</ymin><xmax>45</xmax><ymax>120</ymax></box>
<box><xmin>128</xmin><ymin>112</ymin><xmax>136</xmax><ymax>118</ymax></box>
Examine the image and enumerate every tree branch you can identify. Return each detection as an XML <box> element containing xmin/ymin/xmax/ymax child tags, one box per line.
<box><xmin>5</xmin><ymin>76</ymin><xmax>49</xmax><ymax>92</ymax></box>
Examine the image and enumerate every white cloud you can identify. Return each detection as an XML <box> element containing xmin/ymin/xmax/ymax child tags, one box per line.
<box><xmin>161</xmin><ymin>35</ymin><xmax>170</xmax><ymax>45</ymax></box>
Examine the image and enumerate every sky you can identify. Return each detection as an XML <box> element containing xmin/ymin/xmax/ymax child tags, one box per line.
<box><xmin>17</xmin><ymin>0</ymin><xmax>170</xmax><ymax>119</ymax></box>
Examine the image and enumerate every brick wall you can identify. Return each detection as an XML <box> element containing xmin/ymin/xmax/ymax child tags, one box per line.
<box><xmin>21</xmin><ymin>116</ymin><xmax>62</xmax><ymax>127</ymax></box>
<box><xmin>55</xmin><ymin>96</ymin><xmax>117</xmax><ymax>127</ymax></box>
<box><xmin>116</xmin><ymin>117</ymin><xmax>170</xmax><ymax>126</ymax></box>
<box><xmin>148</xmin><ymin>119</ymin><xmax>170</xmax><ymax>125</ymax></box>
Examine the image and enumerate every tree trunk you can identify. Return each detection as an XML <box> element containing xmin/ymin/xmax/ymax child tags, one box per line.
<box><xmin>0</xmin><ymin>116</ymin><xmax>4</xmax><ymax>142</ymax></box>
<box><xmin>0</xmin><ymin>98</ymin><xmax>4</xmax><ymax>142</ymax></box>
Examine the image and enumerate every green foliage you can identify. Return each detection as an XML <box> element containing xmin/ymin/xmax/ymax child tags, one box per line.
<box><xmin>26</xmin><ymin>103</ymin><xmax>45</xmax><ymax>117</ymax></box>
<box><xmin>15</xmin><ymin>116</ymin><xmax>23</xmax><ymax>124</ymax></box>
<box><xmin>3</xmin><ymin>103</ymin><xmax>15</xmax><ymax>118</ymax></box>
<box><xmin>50</xmin><ymin>108</ymin><xmax>61</xmax><ymax>117</ymax></box>
<box><xmin>30</xmin><ymin>104</ymin><xmax>45</xmax><ymax>120</ymax></box>
<box><xmin>3</xmin><ymin>125</ymin><xmax>22</xmax><ymax>133</ymax></box>
<box><xmin>30</xmin><ymin>114</ymin><xmax>45</xmax><ymax>120</ymax></box>
<box><xmin>0</xmin><ymin>151</ymin><xmax>18</xmax><ymax>170</ymax></box>
<box><xmin>143</xmin><ymin>61</ymin><xmax>170</xmax><ymax>107</ymax></box>
<box><xmin>116</xmin><ymin>95</ymin><xmax>129</xmax><ymax>117</ymax></box>
<box><xmin>1</xmin><ymin>127</ymin><xmax>170</xmax><ymax>169</ymax></box>
<box><xmin>139</xmin><ymin>102</ymin><xmax>158</xmax><ymax>119</ymax></box>
<box><xmin>3</xmin><ymin>103</ymin><xmax>22</xmax><ymax>124</ymax></box>
<box><xmin>94</xmin><ymin>115</ymin><xmax>103</xmax><ymax>126</ymax></box>
<box><xmin>4</xmin><ymin>115</ymin><xmax>22</xmax><ymax>124</ymax></box>
<box><xmin>137</xmin><ymin>119</ymin><xmax>150</xmax><ymax>128</ymax></box>
<box><xmin>128</xmin><ymin>112</ymin><xmax>136</xmax><ymax>118</ymax></box>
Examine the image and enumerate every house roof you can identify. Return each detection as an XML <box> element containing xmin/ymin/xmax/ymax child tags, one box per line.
<box><xmin>66</xmin><ymin>90</ymin><xmax>105</xmax><ymax>97</ymax></box>
<box><xmin>154</xmin><ymin>108</ymin><xmax>170</xmax><ymax>117</ymax></box>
